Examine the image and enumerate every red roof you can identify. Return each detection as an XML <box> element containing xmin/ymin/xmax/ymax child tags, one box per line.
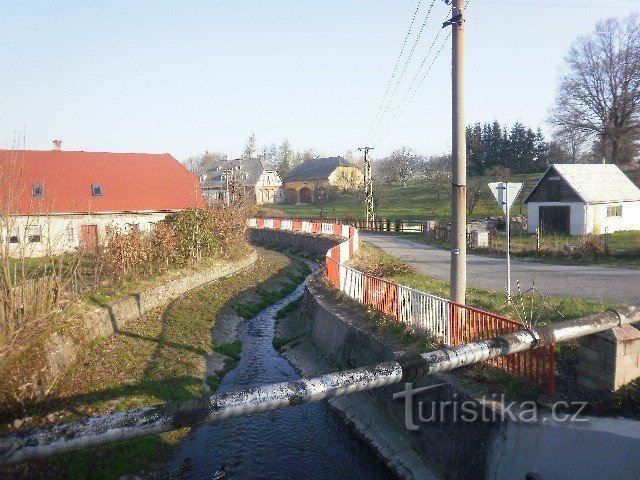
<box><xmin>0</xmin><ymin>150</ymin><xmax>205</xmax><ymax>215</ymax></box>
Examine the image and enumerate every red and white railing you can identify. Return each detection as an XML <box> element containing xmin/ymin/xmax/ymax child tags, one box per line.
<box><xmin>249</xmin><ymin>218</ymin><xmax>555</xmax><ymax>394</ymax></box>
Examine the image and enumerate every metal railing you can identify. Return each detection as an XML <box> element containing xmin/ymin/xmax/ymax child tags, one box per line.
<box><xmin>2</xmin><ymin>306</ymin><xmax>637</xmax><ymax>466</ymax></box>
<box><xmin>450</xmin><ymin>303</ymin><xmax>556</xmax><ymax>393</ymax></box>
<box><xmin>252</xmin><ymin>218</ymin><xmax>556</xmax><ymax>394</ymax></box>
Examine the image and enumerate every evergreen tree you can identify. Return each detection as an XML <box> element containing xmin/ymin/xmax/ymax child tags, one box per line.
<box><xmin>243</xmin><ymin>132</ymin><xmax>257</xmax><ymax>159</ymax></box>
<box><xmin>277</xmin><ymin>139</ymin><xmax>295</xmax><ymax>178</ymax></box>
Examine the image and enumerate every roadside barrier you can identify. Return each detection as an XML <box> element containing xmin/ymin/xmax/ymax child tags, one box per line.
<box><xmin>249</xmin><ymin>218</ymin><xmax>555</xmax><ymax>394</ymax></box>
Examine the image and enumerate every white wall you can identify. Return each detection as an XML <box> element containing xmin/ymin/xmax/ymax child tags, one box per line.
<box><xmin>593</xmin><ymin>201</ymin><xmax>640</xmax><ymax>234</ymax></box>
<box><xmin>256</xmin><ymin>170</ymin><xmax>283</xmax><ymax>188</ymax></box>
<box><xmin>528</xmin><ymin>201</ymin><xmax>640</xmax><ymax>236</ymax></box>
<box><xmin>526</xmin><ymin>202</ymin><xmax>586</xmax><ymax>236</ymax></box>
<box><xmin>2</xmin><ymin>212</ymin><xmax>171</xmax><ymax>258</ymax></box>
<box><xmin>488</xmin><ymin>415</ymin><xmax>640</xmax><ymax>480</ymax></box>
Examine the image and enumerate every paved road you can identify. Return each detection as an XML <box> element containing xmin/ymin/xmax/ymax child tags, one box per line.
<box><xmin>361</xmin><ymin>232</ymin><xmax>640</xmax><ymax>305</ymax></box>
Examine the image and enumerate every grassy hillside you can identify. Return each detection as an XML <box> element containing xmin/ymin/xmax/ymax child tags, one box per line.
<box><xmin>273</xmin><ymin>173</ymin><xmax>540</xmax><ymax>221</ymax></box>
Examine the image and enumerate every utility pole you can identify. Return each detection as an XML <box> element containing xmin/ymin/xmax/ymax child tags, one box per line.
<box><xmin>444</xmin><ymin>0</ymin><xmax>467</xmax><ymax>304</ymax></box>
<box><xmin>358</xmin><ymin>146</ymin><xmax>375</xmax><ymax>223</ymax></box>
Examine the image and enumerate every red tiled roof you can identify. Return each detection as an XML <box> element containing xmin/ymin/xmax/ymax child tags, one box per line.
<box><xmin>0</xmin><ymin>150</ymin><xmax>205</xmax><ymax>215</ymax></box>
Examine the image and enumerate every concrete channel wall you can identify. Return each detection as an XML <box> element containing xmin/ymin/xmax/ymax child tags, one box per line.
<box><xmin>258</xmin><ymin>227</ymin><xmax>640</xmax><ymax>480</ymax></box>
<box><xmin>84</xmin><ymin>251</ymin><xmax>258</xmax><ymax>339</ymax></box>
<box><xmin>5</xmin><ymin>252</ymin><xmax>258</xmax><ymax>410</ymax></box>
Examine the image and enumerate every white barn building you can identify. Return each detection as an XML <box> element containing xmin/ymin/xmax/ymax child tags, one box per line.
<box><xmin>0</xmin><ymin>148</ymin><xmax>205</xmax><ymax>258</ymax></box>
<box><xmin>523</xmin><ymin>164</ymin><xmax>640</xmax><ymax>236</ymax></box>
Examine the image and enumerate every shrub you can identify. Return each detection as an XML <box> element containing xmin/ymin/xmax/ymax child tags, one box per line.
<box><xmin>147</xmin><ymin>223</ymin><xmax>179</xmax><ymax>272</ymax></box>
<box><xmin>165</xmin><ymin>207</ymin><xmax>248</xmax><ymax>264</ymax></box>
<box><xmin>576</xmin><ymin>238</ymin><xmax>608</xmax><ymax>257</ymax></box>
<box><xmin>102</xmin><ymin>229</ymin><xmax>149</xmax><ymax>282</ymax></box>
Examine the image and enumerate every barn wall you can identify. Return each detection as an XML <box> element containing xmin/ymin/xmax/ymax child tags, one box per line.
<box><xmin>526</xmin><ymin>202</ymin><xmax>585</xmax><ymax>235</ymax></box>
<box><xmin>3</xmin><ymin>212</ymin><xmax>171</xmax><ymax>258</ymax></box>
<box><xmin>598</xmin><ymin>201</ymin><xmax>640</xmax><ymax>234</ymax></box>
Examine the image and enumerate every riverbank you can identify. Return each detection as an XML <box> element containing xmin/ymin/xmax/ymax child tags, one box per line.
<box><xmin>274</xmin><ymin>297</ymin><xmax>438</xmax><ymax>480</ymax></box>
<box><xmin>160</xmin><ymin>258</ymin><xmax>394</xmax><ymax>480</ymax></box>
<box><xmin>1</xmin><ymin>249</ymin><xmax>312</xmax><ymax>480</ymax></box>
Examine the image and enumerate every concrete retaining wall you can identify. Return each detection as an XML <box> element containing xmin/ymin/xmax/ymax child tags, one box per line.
<box><xmin>302</xmin><ymin>270</ymin><xmax>640</xmax><ymax>480</ymax></box>
<box><xmin>248</xmin><ymin>227</ymin><xmax>339</xmax><ymax>257</ymax></box>
<box><xmin>1</xmin><ymin>252</ymin><xmax>257</xmax><ymax>414</ymax></box>
<box><xmin>303</xmin><ymin>271</ymin><xmax>498</xmax><ymax>480</ymax></box>
<box><xmin>84</xmin><ymin>251</ymin><xmax>257</xmax><ymax>339</ymax></box>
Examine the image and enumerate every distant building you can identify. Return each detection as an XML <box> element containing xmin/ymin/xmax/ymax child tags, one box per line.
<box><xmin>284</xmin><ymin>157</ymin><xmax>363</xmax><ymax>204</ymax></box>
<box><xmin>523</xmin><ymin>163</ymin><xmax>640</xmax><ymax>235</ymax></box>
<box><xmin>0</xmin><ymin>147</ymin><xmax>205</xmax><ymax>257</ymax></box>
<box><xmin>199</xmin><ymin>158</ymin><xmax>284</xmax><ymax>205</ymax></box>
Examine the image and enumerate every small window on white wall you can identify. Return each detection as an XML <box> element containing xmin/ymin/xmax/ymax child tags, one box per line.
<box><xmin>66</xmin><ymin>225</ymin><xmax>75</xmax><ymax>242</ymax></box>
<box><xmin>26</xmin><ymin>225</ymin><xmax>42</xmax><ymax>243</ymax></box>
<box><xmin>607</xmin><ymin>205</ymin><xmax>622</xmax><ymax>217</ymax></box>
<box><xmin>8</xmin><ymin>227</ymin><xmax>19</xmax><ymax>244</ymax></box>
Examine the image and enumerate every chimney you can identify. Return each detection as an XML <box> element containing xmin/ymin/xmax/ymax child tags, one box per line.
<box><xmin>52</xmin><ymin>140</ymin><xmax>62</xmax><ymax>150</ymax></box>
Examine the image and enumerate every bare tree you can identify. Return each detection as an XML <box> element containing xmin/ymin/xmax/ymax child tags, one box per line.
<box><xmin>377</xmin><ymin>147</ymin><xmax>419</xmax><ymax>188</ymax></box>
<box><xmin>185</xmin><ymin>151</ymin><xmax>227</xmax><ymax>172</ymax></box>
<box><xmin>549</xmin><ymin>15</ymin><xmax>640</xmax><ymax>165</ymax></box>
<box><xmin>551</xmin><ymin>120</ymin><xmax>589</xmax><ymax>163</ymax></box>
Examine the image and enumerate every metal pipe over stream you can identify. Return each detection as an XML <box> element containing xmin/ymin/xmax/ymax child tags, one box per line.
<box><xmin>1</xmin><ymin>306</ymin><xmax>638</xmax><ymax>466</ymax></box>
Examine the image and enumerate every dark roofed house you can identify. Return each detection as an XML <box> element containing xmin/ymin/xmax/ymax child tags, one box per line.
<box><xmin>284</xmin><ymin>157</ymin><xmax>363</xmax><ymax>204</ymax></box>
<box><xmin>200</xmin><ymin>158</ymin><xmax>284</xmax><ymax>205</ymax></box>
<box><xmin>0</xmin><ymin>146</ymin><xmax>205</xmax><ymax>257</ymax></box>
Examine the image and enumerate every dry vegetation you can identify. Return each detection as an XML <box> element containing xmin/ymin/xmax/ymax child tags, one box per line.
<box><xmin>1</xmin><ymin>250</ymin><xmax>311</xmax><ymax>480</ymax></box>
<box><xmin>0</xmin><ymin>206</ymin><xmax>249</xmax><ymax>418</ymax></box>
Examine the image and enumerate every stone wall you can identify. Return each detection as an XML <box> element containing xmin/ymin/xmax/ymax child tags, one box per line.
<box><xmin>301</xmin><ymin>270</ymin><xmax>640</xmax><ymax>480</ymax></box>
<box><xmin>577</xmin><ymin>324</ymin><xmax>640</xmax><ymax>391</ymax></box>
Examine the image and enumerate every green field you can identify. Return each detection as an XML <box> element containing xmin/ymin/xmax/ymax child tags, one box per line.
<box><xmin>272</xmin><ymin>174</ymin><xmax>539</xmax><ymax>221</ymax></box>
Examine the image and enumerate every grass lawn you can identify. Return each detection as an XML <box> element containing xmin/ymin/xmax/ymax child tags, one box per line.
<box><xmin>2</xmin><ymin>249</ymin><xmax>311</xmax><ymax>480</ymax></box>
<box><xmin>351</xmin><ymin>243</ymin><xmax>623</xmax><ymax>326</ymax></box>
<box><xmin>347</xmin><ymin>243</ymin><xmax>638</xmax><ymax>403</ymax></box>
<box><xmin>271</xmin><ymin>173</ymin><xmax>539</xmax><ymax>221</ymax></box>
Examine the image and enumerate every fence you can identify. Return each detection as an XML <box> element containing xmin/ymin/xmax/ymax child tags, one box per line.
<box><xmin>259</xmin><ymin>217</ymin><xmax>426</xmax><ymax>233</ymax></box>
<box><xmin>249</xmin><ymin>218</ymin><xmax>555</xmax><ymax>394</ymax></box>
<box><xmin>450</xmin><ymin>303</ymin><xmax>555</xmax><ymax>393</ymax></box>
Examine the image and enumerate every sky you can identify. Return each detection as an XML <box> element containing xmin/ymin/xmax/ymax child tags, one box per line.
<box><xmin>1</xmin><ymin>0</ymin><xmax>640</xmax><ymax>162</ymax></box>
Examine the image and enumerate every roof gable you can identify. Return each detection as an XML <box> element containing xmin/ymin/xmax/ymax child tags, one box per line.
<box><xmin>524</xmin><ymin>164</ymin><xmax>640</xmax><ymax>204</ymax></box>
<box><xmin>0</xmin><ymin>150</ymin><xmax>205</xmax><ymax>215</ymax></box>
<box><xmin>201</xmin><ymin>158</ymin><xmax>266</xmax><ymax>187</ymax></box>
<box><xmin>285</xmin><ymin>157</ymin><xmax>356</xmax><ymax>182</ymax></box>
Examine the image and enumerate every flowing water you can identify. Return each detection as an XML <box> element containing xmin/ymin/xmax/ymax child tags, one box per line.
<box><xmin>164</xmin><ymin>277</ymin><xmax>395</xmax><ymax>479</ymax></box>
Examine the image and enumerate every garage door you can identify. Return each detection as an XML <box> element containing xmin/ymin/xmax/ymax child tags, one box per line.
<box><xmin>539</xmin><ymin>206</ymin><xmax>570</xmax><ymax>234</ymax></box>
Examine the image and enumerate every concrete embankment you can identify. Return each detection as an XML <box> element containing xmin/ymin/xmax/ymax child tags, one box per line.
<box><xmin>0</xmin><ymin>251</ymin><xmax>258</xmax><ymax>413</ymax></box>
<box><xmin>259</xmin><ymin>226</ymin><xmax>640</xmax><ymax>480</ymax></box>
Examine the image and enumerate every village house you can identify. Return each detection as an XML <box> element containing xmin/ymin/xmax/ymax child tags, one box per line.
<box><xmin>284</xmin><ymin>156</ymin><xmax>364</xmax><ymax>204</ymax></box>
<box><xmin>199</xmin><ymin>158</ymin><xmax>284</xmax><ymax>205</ymax></box>
<box><xmin>523</xmin><ymin>163</ymin><xmax>640</xmax><ymax>235</ymax></box>
<box><xmin>0</xmin><ymin>146</ymin><xmax>205</xmax><ymax>257</ymax></box>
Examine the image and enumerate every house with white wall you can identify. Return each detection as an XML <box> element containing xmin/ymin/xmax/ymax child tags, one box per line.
<box><xmin>523</xmin><ymin>164</ymin><xmax>640</xmax><ymax>236</ymax></box>
<box><xmin>0</xmin><ymin>147</ymin><xmax>205</xmax><ymax>257</ymax></box>
<box><xmin>200</xmin><ymin>158</ymin><xmax>285</xmax><ymax>205</ymax></box>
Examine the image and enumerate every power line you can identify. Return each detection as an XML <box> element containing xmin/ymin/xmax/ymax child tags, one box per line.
<box><xmin>369</xmin><ymin>0</ymin><xmax>439</xmax><ymax>143</ymax></box>
<box><xmin>472</xmin><ymin>1</ymin><xmax>639</xmax><ymax>9</ymax></box>
<box><xmin>373</xmin><ymin>8</ymin><xmax>449</xmax><ymax>144</ymax></box>
<box><xmin>375</xmin><ymin>30</ymin><xmax>451</xmax><ymax>144</ymax></box>
<box><xmin>366</xmin><ymin>0</ymin><xmax>424</xmax><ymax>141</ymax></box>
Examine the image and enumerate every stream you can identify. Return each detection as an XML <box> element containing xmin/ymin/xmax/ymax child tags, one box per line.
<box><xmin>163</xmin><ymin>275</ymin><xmax>395</xmax><ymax>479</ymax></box>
